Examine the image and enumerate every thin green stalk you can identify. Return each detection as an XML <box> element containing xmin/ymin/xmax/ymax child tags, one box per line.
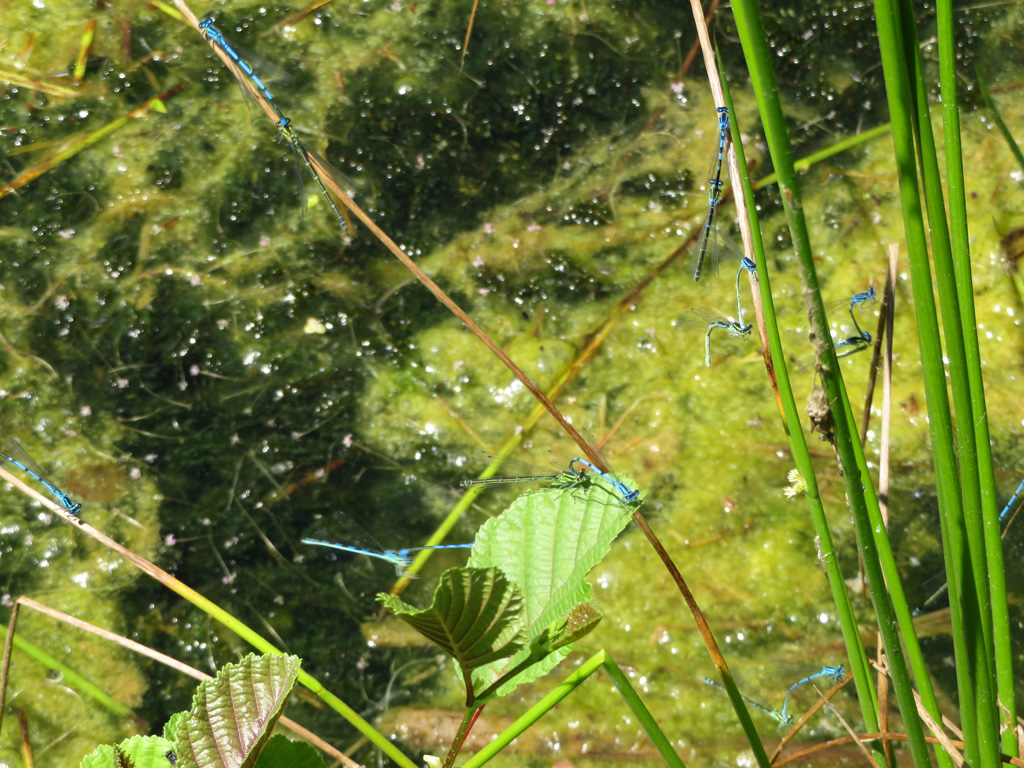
<box><xmin>976</xmin><ymin>67</ymin><xmax>1024</xmax><ymax>173</ymax></box>
<box><xmin>873</xmin><ymin>0</ymin><xmax>984</xmax><ymax>761</ymax></box>
<box><xmin>629</xmin><ymin>515</ymin><xmax>768</xmax><ymax>768</ymax></box>
<box><xmin>140</xmin><ymin>553</ymin><xmax>418</xmax><ymax>767</ymax></box>
<box><xmin>730</xmin><ymin>2</ymin><xmax>932</xmax><ymax>765</ymax></box>
<box><xmin>443</xmin><ymin>707</ymin><xmax>478</xmax><ymax>768</ymax></box>
<box><xmin>718</xmin><ymin>52</ymin><xmax>881</xmax><ymax>741</ymax></box>
<box><xmin>947</xmin><ymin>14</ymin><xmax>1017</xmax><ymax>761</ymax></box>
<box><xmin>0</xmin><ymin>624</ymin><xmax>135</xmax><ymax>719</ymax></box>
<box><xmin>898</xmin><ymin>0</ymin><xmax>996</xmax><ymax>670</ymax></box>
<box><xmin>460</xmin><ymin>652</ymin><xmax>603</xmax><ymax>768</ymax></box>
<box><xmin>603</xmin><ymin>655</ymin><xmax>686</xmax><ymax>768</ymax></box>
<box><xmin>834</xmin><ymin>376</ymin><xmax>956</xmax><ymax>768</ymax></box>
<box><xmin>461</xmin><ymin>650</ymin><xmax>685</xmax><ymax>768</ymax></box>
<box><xmin>701</xmin><ymin>663</ymin><xmax>770</xmax><ymax>766</ymax></box>
<box><xmin>0</xmin><ymin>465</ymin><xmax>420</xmax><ymax>768</ymax></box>
<box><xmin>752</xmin><ymin>123</ymin><xmax>891</xmax><ymax>190</ymax></box>
<box><xmin>896</xmin><ymin>1</ymin><xmax>1001</xmax><ymax>762</ymax></box>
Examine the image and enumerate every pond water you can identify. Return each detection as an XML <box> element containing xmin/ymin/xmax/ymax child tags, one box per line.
<box><xmin>0</xmin><ymin>0</ymin><xmax>1022</xmax><ymax>765</ymax></box>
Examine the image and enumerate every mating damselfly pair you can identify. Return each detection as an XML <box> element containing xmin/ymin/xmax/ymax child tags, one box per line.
<box><xmin>829</xmin><ymin>286</ymin><xmax>875</xmax><ymax>357</ymax></box>
<box><xmin>197</xmin><ymin>18</ymin><xmax>355</xmax><ymax>232</ymax></box>
<box><xmin>680</xmin><ymin>257</ymin><xmax>757</xmax><ymax>368</ymax></box>
<box><xmin>704</xmin><ymin>663</ymin><xmax>846</xmax><ymax>729</ymax></box>
<box><xmin>678</xmin><ymin>108</ymin><xmax>761</xmax><ymax>366</ymax></box>
<box><xmin>682</xmin><ymin>280</ymin><xmax>877</xmax><ymax>369</ymax></box>
<box><xmin>682</xmin><ymin>106</ymin><xmax>880</xmax><ymax>369</ymax></box>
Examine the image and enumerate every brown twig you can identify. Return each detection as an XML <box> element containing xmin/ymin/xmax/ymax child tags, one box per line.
<box><xmin>679</xmin><ymin>0</ymin><xmax>721</xmax><ymax>80</ymax></box>
<box><xmin>304</xmin><ymin>149</ymin><xmax>606</xmax><ymax>466</ymax></box>
<box><xmin>875</xmin><ymin>244</ymin><xmax>898</xmax><ymax>524</ymax></box>
<box><xmin>461</xmin><ymin>0</ymin><xmax>481</xmax><ymax>70</ymax></box>
<box><xmin>812</xmin><ymin>682</ymin><xmax>881</xmax><ymax>768</ymax></box>
<box><xmin>859</xmin><ymin>249</ymin><xmax>896</xmax><ymax>443</ymax></box>
<box><xmin>874</xmin><ymin>244</ymin><xmax>899</xmax><ymax>767</ymax></box>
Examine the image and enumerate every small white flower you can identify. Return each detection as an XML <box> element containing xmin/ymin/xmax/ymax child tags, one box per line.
<box><xmin>783</xmin><ymin>468</ymin><xmax>807</xmax><ymax>498</ymax></box>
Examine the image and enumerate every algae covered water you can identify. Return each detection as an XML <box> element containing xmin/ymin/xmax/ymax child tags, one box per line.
<box><xmin>0</xmin><ymin>0</ymin><xmax>1022</xmax><ymax>765</ymax></box>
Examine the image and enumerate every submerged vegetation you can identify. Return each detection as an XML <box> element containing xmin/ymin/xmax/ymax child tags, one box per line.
<box><xmin>0</xmin><ymin>0</ymin><xmax>1022</xmax><ymax>765</ymax></box>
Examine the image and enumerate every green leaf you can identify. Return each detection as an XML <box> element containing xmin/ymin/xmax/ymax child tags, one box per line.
<box><xmin>467</xmin><ymin>478</ymin><xmax>632</xmax><ymax>698</ymax></box>
<box><xmin>378</xmin><ymin>476</ymin><xmax>633</xmax><ymax>705</ymax></box>
<box><xmin>164</xmin><ymin>711</ymin><xmax>185</xmax><ymax>743</ymax></box>
<box><xmin>551</xmin><ymin>601</ymin><xmax>602</xmax><ymax>651</ymax></box>
<box><xmin>252</xmin><ymin>734</ymin><xmax>327</xmax><ymax>768</ymax></box>
<box><xmin>378</xmin><ymin>567</ymin><xmax>525</xmax><ymax>687</ymax></box>
<box><xmin>80</xmin><ymin>736</ymin><xmax>177</xmax><ymax>768</ymax></box>
<box><xmin>174</xmin><ymin>653</ymin><xmax>302</xmax><ymax>768</ymax></box>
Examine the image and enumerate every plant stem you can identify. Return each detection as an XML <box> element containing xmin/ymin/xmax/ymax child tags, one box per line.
<box><xmin>965</xmin><ymin>60</ymin><xmax>1020</xmax><ymax>762</ymax></box>
<box><xmin>603</xmin><ymin>655</ymin><xmax>685</xmax><ymax>768</ymax></box>
<box><xmin>443</xmin><ymin>706</ymin><xmax>482</xmax><ymax>768</ymax></box>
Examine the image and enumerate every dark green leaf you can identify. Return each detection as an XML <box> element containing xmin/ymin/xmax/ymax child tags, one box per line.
<box><xmin>378</xmin><ymin>567</ymin><xmax>524</xmax><ymax>680</ymax></box>
<box><xmin>252</xmin><ymin>734</ymin><xmax>327</xmax><ymax>768</ymax></box>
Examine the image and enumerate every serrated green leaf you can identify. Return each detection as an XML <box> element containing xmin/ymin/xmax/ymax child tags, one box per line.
<box><xmin>378</xmin><ymin>568</ymin><xmax>525</xmax><ymax>685</ymax></box>
<box><xmin>252</xmin><ymin>734</ymin><xmax>327</xmax><ymax>768</ymax></box>
<box><xmin>81</xmin><ymin>745</ymin><xmax>115</xmax><ymax>768</ymax></box>
<box><xmin>164</xmin><ymin>712</ymin><xmax>185</xmax><ymax>743</ymax></box>
<box><xmin>174</xmin><ymin>653</ymin><xmax>302</xmax><ymax>768</ymax></box>
<box><xmin>81</xmin><ymin>736</ymin><xmax>177</xmax><ymax>768</ymax></box>
<box><xmin>467</xmin><ymin>476</ymin><xmax>633</xmax><ymax>698</ymax></box>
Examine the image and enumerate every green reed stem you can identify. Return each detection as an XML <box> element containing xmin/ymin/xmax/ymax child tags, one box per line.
<box><xmin>975</xmin><ymin>67</ymin><xmax>1024</xmax><ymax>174</ymax></box>
<box><xmin>940</xmin><ymin>2</ymin><xmax>1017</xmax><ymax>758</ymax></box>
<box><xmin>603</xmin><ymin>655</ymin><xmax>686</xmax><ymax>768</ymax></box>
<box><xmin>899</xmin><ymin>0</ymin><xmax>1001</xmax><ymax>762</ymax></box>
<box><xmin>902</xmin><ymin>0</ymin><xmax>1001</xmax><ymax>761</ymax></box>
<box><xmin>717</xmin><ymin>48</ymin><xmax>881</xmax><ymax>744</ymax></box>
<box><xmin>0</xmin><ymin>623</ymin><xmax>134</xmax><ymax>719</ymax></box>
<box><xmin>461</xmin><ymin>650</ymin><xmax>684</xmax><ymax>768</ymax></box>
<box><xmin>752</xmin><ymin>123</ymin><xmax>890</xmax><ymax>191</ymax></box>
<box><xmin>834</xmin><ymin>374</ymin><xmax>956</xmax><ymax>768</ymax></box>
<box><xmin>873</xmin><ymin>0</ymin><xmax>1004</xmax><ymax>763</ymax></box>
<box><xmin>731</xmin><ymin>2</ymin><xmax>932</xmax><ymax>765</ymax></box>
